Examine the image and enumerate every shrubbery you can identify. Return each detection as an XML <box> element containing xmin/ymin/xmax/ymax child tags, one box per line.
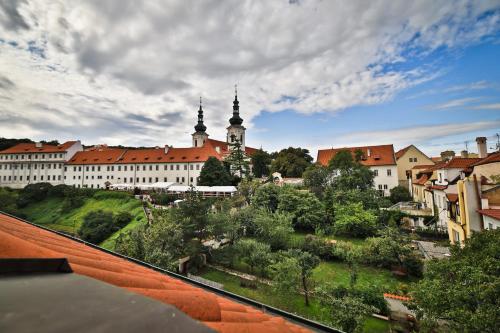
<box><xmin>78</xmin><ymin>210</ymin><xmax>132</xmax><ymax>244</ymax></box>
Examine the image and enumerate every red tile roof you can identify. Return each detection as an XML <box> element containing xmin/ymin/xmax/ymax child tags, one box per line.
<box><xmin>412</xmin><ymin>164</ymin><xmax>435</xmax><ymax>170</ymax></box>
<box><xmin>413</xmin><ymin>174</ymin><xmax>429</xmax><ymax>186</ymax></box>
<box><xmin>441</xmin><ymin>157</ymin><xmax>482</xmax><ymax>170</ymax></box>
<box><xmin>477</xmin><ymin>209</ymin><xmax>500</xmax><ymax>221</ymax></box>
<box><xmin>206</xmin><ymin>139</ymin><xmax>258</xmax><ymax>156</ymax></box>
<box><xmin>68</xmin><ymin>145</ymin><xmax>223</xmax><ymax>165</ymax></box>
<box><xmin>383</xmin><ymin>293</ymin><xmax>411</xmax><ymax>301</ymax></box>
<box><xmin>395</xmin><ymin>145</ymin><xmax>412</xmax><ymax>160</ymax></box>
<box><xmin>472</xmin><ymin>152</ymin><xmax>500</xmax><ymax>167</ymax></box>
<box><xmin>0</xmin><ymin>213</ymin><xmax>311</xmax><ymax>333</ymax></box>
<box><xmin>317</xmin><ymin>144</ymin><xmax>396</xmax><ymax>167</ymax></box>
<box><xmin>429</xmin><ymin>185</ymin><xmax>447</xmax><ymax>191</ymax></box>
<box><xmin>0</xmin><ymin>141</ymin><xmax>77</xmax><ymax>154</ymax></box>
<box><xmin>446</xmin><ymin>193</ymin><xmax>458</xmax><ymax>202</ymax></box>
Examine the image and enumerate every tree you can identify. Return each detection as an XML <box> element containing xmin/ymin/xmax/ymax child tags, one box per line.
<box><xmin>410</xmin><ymin>229</ymin><xmax>500</xmax><ymax>332</ymax></box>
<box><xmin>253</xmin><ymin>210</ymin><xmax>293</xmax><ymax>250</ymax></box>
<box><xmin>333</xmin><ymin>202</ymin><xmax>377</xmax><ymax>238</ymax></box>
<box><xmin>198</xmin><ymin>157</ymin><xmax>232</xmax><ymax>186</ymax></box>
<box><xmin>277</xmin><ymin>186</ymin><xmax>326</xmax><ymax>232</ymax></box>
<box><xmin>270</xmin><ymin>256</ymin><xmax>301</xmax><ymax>295</ymax></box>
<box><xmin>389</xmin><ymin>185</ymin><xmax>412</xmax><ymax>204</ymax></box>
<box><xmin>78</xmin><ymin>210</ymin><xmax>116</xmax><ymax>244</ymax></box>
<box><xmin>328</xmin><ymin>149</ymin><xmax>374</xmax><ymax>191</ymax></box>
<box><xmin>235</xmin><ymin>239</ymin><xmax>271</xmax><ymax>275</ymax></box>
<box><xmin>17</xmin><ymin>182</ymin><xmax>53</xmax><ymax>207</ymax></box>
<box><xmin>288</xmin><ymin>249</ymin><xmax>320</xmax><ymax>306</ymax></box>
<box><xmin>251</xmin><ymin>149</ymin><xmax>272</xmax><ymax>178</ymax></box>
<box><xmin>363</xmin><ymin>228</ymin><xmax>423</xmax><ymax>276</ymax></box>
<box><xmin>252</xmin><ymin>184</ymin><xmax>281</xmax><ymax>212</ymax></box>
<box><xmin>237</xmin><ymin>178</ymin><xmax>261</xmax><ymax>205</ymax></box>
<box><xmin>270</xmin><ymin>147</ymin><xmax>313</xmax><ymax>177</ymax></box>
<box><xmin>303</xmin><ymin>164</ymin><xmax>330</xmax><ymax>197</ymax></box>
<box><xmin>317</xmin><ymin>294</ymin><xmax>376</xmax><ymax>333</ymax></box>
<box><xmin>225</xmin><ymin>137</ymin><xmax>250</xmax><ymax>178</ymax></box>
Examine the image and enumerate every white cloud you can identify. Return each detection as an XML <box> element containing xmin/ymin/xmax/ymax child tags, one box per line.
<box><xmin>0</xmin><ymin>0</ymin><xmax>499</xmax><ymax>148</ymax></box>
<box><xmin>471</xmin><ymin>103</ymin><xmax>500</xmax><ymax>110</ymax></box>
<box><xmin>428</xmin><ymin>97</ymin><xmax>483</xmax><ymax>110</ymax></box>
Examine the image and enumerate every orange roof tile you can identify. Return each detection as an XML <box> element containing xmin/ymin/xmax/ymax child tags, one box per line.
<box><xmin>68</xmin><ymin>145</ymin><xmax>223</xmax><ymax>165</ymax></box>
<box><xmin>0</xmin><ymin>213</ymin><xmax>312</xmax><ymax>333</ymax></box>
<box><xmin>446</xmin><ymin>193</ymin><xmax>458</xmax><ymax>202</ymax></box>
<box><xmin>441</xmin><ymin>157</ymin><xmax>482</xmax><ymax>169</ymax></box>
<box><xmin>413</xmin><ymin>174</ymin><xmax>429</xmax><ymax>186</ymax></box>
<box><xmin>477</xmin><ymin>209</ymin><xmax>500</xmax><ymax>220</ymax></box>
<box><xmin>0</xmin><ymin>141</ymin><xmax>77</xmax><ymax>154</ymax></box>
<box><xmin>395</xmin><ymin>145</ymin><xmax>412</xmax><ymax>160</ymax></box>
<box><xmin>472</xmin><ymin>152</ymin><xmax>500</xmax><ymax>167</ymax></box>
<box><xmin>317</xmin><ymin>144</ymin><xmax>396</xmax><ymax>167</ymax></box>
<box><xmin>412</xmin><ymin>164</ymin><xmax>434</xmax><ymax>170</ymax></box>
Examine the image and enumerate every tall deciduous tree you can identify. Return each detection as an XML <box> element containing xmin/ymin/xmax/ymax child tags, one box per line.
<box><xmin>270</xmin><ymin>147</ymin><xmax>313</xmax><ymax>177</ymax></box>
<box><xmin>198</xmin><ymin>156</ymin><xmax>232</xmax><ymax>186</ymax></box>
<box><xmin>225</xmin><ymin>137</ymin><xmax>250</xmax><ymax>178</ymax></box>
<box><xmin>328</xmin><ymin>149</ymin><xmax>374</xmax><ymax>191</ymax></box>
<box><xmin>410</xmin><ymin>229</ymin><xmax>500</xmax><ymax>332</ymax></box>
<box><xmin>251</xmin><ymin>149</ymin><xmax>272</xmax><ymax>178</ymax></box>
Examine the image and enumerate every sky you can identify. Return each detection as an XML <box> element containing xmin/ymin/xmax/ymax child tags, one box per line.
<box><xmin>0</xmin><ymin>0</ymin><xmax>499</xmax><ymax>160</ymax></box>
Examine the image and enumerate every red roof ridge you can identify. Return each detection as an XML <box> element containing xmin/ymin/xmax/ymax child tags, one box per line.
<box><xmin>0</xmin><ymin>213</ymin><xmax>313</xmax><ymax>333</ymax></box>
<box><xmin>0</xmin><ymin>141</ymin><xmax>78</xmax><ymax>154</ymax></box>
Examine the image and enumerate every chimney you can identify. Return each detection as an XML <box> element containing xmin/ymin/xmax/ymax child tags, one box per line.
<box><xmin>35</xmin><ymin>142</ymin><xmax>42</xmax><ymax>148</ymax></box>
<box><xmin>164</xmin><ymin>145</ymin><xmax>170</xmax><ymax>154</ymax></box>
<box><xmin>476</xmin><ymin>137</ymin><xmax>487</xmax><ymax>158</ymax></box>
<box><xmin>460</xmin><ymin>150</ymin><xmax>468</xmax><ymax>158</ymax></box>
<box><xmin>440</xmin><ymin>150</ymin><xmax>455</xmax><ymax>161</ymax></box>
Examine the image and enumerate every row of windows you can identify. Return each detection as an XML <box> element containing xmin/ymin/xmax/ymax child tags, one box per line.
<box><xmin>378</xmin><ymin>184</ymin><xmax>389</xmax><ymax>190</ymax></box>
<box><xmin>0</xmin><ymin>153</ymin><xmax>64</xmax><ymax>160</ymax></box>
<box><xmin>70</xmin><ymin>176</ymin><xmax>197</xmax><ymax>185</ymax></box>
<box><xmin>409</xmin><ymin>157</ymin><xmax>418</xmax><ymax>163</ymax></box>
<box><xmin>2</xmin><ymin>175</ymin><xmax>62</xmax><ymax>182</ymax></box>
<box><xmin>0</xmin><ymin>163</ymin><xmax>63</xmax><ymax>170</ymax></box>
<box><xmin>373</xmin><ymin>169</ymin><xmax>392</xmax><ymax>177</ymax></box>
<box><xmin>72</xmin><ymin>163</ymin><xmax>202</xmax><ymax>173</ymax></box>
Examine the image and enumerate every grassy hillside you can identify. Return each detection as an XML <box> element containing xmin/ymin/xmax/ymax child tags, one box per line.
<box><xmin>19</xmin><ymin>191</ymin><xmax>146</xmax><ymax>249</ymax></box>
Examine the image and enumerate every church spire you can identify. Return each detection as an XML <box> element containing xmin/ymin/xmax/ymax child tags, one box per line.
<box><xmin>194</xmin><ymin>96</ymin><xmax>207</xmax><ymax>132</ymax></box>
<box><xmin>229</xmin><ymin>84</ymin><xmax>243</xmax><ymax>126</ymax></box>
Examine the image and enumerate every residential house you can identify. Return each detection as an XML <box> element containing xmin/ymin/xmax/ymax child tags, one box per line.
<box><xmin>317</xmin><ymin>144</ymin><xmax>398</xmax><ymax>196</ymax></box>
<box><xmin>395</xmin><ymin>145</ymin><xmax>435</xmax><ymax>189</ymax></box>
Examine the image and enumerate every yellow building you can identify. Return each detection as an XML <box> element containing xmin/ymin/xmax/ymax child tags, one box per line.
<box><xmin>447</xmin><ymin>151</ymin><xmax>500</xmax><ymax>245</ymax></box>
<box><xmin>395</xmin><ymin>145</ymin><xmax>435</xmax><ymax>188</ymax></box>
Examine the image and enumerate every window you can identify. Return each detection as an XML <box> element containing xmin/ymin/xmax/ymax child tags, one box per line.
<box><xmin>387</xmin><ymin>169</ymin><xmax>392</xmax><ymax>176</ymax></box>
<box><xmin>378</xmin><ymin>185</ymin><xmax>383</xmax><ymax>190</ymax></box>
<box><xmin>164</xmin><ymin>165</ymin><xmax>168</xmax><ymax>170</ymax></box>
<box><xmin>190</xmin><ymin>164</ymin><xmax>193</xmax><ymax>170</ymax></box>
<box><xmin>164</xmin><ymin>177</ymin><xmax>167</xmax><ymax>182</ymax></box>
<box><xmin>170</xmin><ymin>165</ymin><xmax>174</xmax><ymax>170</ymax></box>
<box><xmin>111</xmin><ymin>166</ymin><xmax>114</xmax><ymax>172</ymax></box>
<box><xmin>142</xmin><ymin>177</ymin><xmax>146</xmax><ymax>183</ymax></box>
<box><xmin>124</xmin><ymin>178</ymin><xmax>127</xmax><ymax>183</ymax></box>
<box><xmin>184</xmin><ymin>164</ymin><xmax>187</xmax><ymax>170</ymax></box>
<box><xmin>149</xmin><ymin>165</ymin><xmax>152</xmax><ymax>171</ymax></box>
<box><xmin>136</xmin><ymin>177</ymin><xmax>139</xmax><ymax>183</ymax></box>
<box><xmin>373</xmin><ymin>170</ymin><xmax>378</xmax><ymax>176</ymax></box>
<box><xmin>489</xmin><ymin>223</ymin><xmax>494</xmax><ymax>230</ymax></box>
<box><xmin>92</xmin><ymin>166</ymin><xmax>95</xmax><ymax>172</ymax></box>
<box><xmin>124</xmin><ymin>166</ymin><xmax>127</xmax><ymax>171</ymax></box>
<box><xmin>156</xmin><ymin>165</ymin><xmax>159</xmax><ymax>171</ymax></box>
<box><xmin>196</xmin><ymin>164</ymin><xmax>200</xmax><ymax>170</ymax></box>
<box><xmin>48</xmin><ymin>164</ymin><xmax>51</xmax><ymax>169</ymax></box>
<box><xmin>383</xmin><ymin>184</ymin><xmax>388</xmax><ymax>189</ymax></box>
<box><xmin>176</xmin><ymin>177</ymin><xmax>179</xmax><ymax>183</ymax></box>
<box><xmin>86</xmin><ymin>166</ymin><xmax>89</xmax><ymax>172</ymax></box>
<box><xmin>176</xmin><ymin>165</ymin><xmax>180</xmax><ymax>170</ymax></box>
<box><xmin>107</xmin><ymin>166</ymin><xmax>110</xmax><ymax>171</ymax></box>
<box><xmin>439</xmin><ymin>173</ymin><xmax>443</xmax><ymax>182</ymax></box>
<box><xmin>130</xmin><ymin>177</ymin><xmax>133</xmax><ymax>183</ymax></box>
<box><xmin>118</xmin><ymin>166</ymin><xmax>121</xmax><ymax>171</ymax></box>
<box><xmin>40</xmin><ymin>175</ymin><xmax>44</xmax><ymax>181</ymax></box>
<box><xmin>155</xmin><ymin>177</ymin><xmax>158</xmax><ymax>182</ymax></box>
<box><xmin>409</xmin><ymin>157</ymin><xmax>413</xmax><ymax>162</ymax></box>
<box><xmin>143</xmin><ymin>165</ymin><xmax>146</xmax><ymax>171</ymax></box>
<box><xmin>181</xmin><ymin>177</ymin><xmax>185</xmax><ymax>183</ymax></box>
<box><xmin>97</xmin><ymin>166</ymin><xmax>101</xmax><ymax>172</ymax></box>
<box><xmin>190</xmin><ymin>177</ymin><xmax>193</xmax><ymax>183</ymax></box>
<box><xmin>148</xmin><ymin>177</ymin><xmax>152</xmax><ymax>183</ymax></box>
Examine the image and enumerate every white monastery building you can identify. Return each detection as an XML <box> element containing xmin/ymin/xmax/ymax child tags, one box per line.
<box><xmin>0</xmin><ymin>92</ymin><xmax>256</xmax><ymax>189</ymax></box>
<box><xmin>316</xmin><ymin>144</ymin><xmax>399</xmax><ymax>196</ymax></box>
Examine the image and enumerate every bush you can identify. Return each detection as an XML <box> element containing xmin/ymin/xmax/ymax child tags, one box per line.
<box><xmin>333</xmin><ymin>202</ymin><xmax>377</xmax><ymax>238</ymax></box>
<box><xmin>389</xmin><ymin>186</ymin><xmax>412</xmax><ymax>204</ymax></box>
<box><xmin>113</xmin><ymin>211</ymin><xmax>133</xmax><ymax>228</ymax></box>
<box><xmin>253</xmin><ymin>210</ymin><xmax>293</xmax><ymax>250</ymax></box>
<box><xmin>78</xmin><ymin>210</ymin><xmax>117</xmax><ymax>244</ymax></box>
<box><xmin>326</xmin><ymin>285</ymin><xmax>389</xmax><ymax>316</ymax></box>
<box><xmin>301</xmin><ymin>235</ymin><xmax>335</xmax><ymax>260</ymax></box>
<box><xmin>151</xmin><ymin>193</ymin><xmax>176</xmax><ymax>205</ymax></box>
<box><xmin>17</xmin><ymin>182</ymin><xmax>53</xmax><ymax>207</ymax></box>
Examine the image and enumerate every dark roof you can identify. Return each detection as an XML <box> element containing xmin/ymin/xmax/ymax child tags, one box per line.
<box><xmin>0</xmin><ymin>213</ymin><xmax>323</xmax><ymax>333</ymax></box>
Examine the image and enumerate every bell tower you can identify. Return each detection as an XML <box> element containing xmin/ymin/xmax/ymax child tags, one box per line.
<box><xmin>192</xmin><ymin>97</ymin><xmax>209</xmax><ymax>147</ymax></box>
<box><xmin>226</xmin><ymin>85</ymin><xmax>246</xmax><ymax>150</ymax></box>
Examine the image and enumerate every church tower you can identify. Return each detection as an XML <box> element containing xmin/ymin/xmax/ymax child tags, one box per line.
<box><xmin>226</xmin><ymin>85</ymin><xmax>246</xmax><ymax>150</ymax></box>
<box><xmin>192</xmin><ymin>97</ymin><xmax>209</xmax><ymax>147</ymax></box>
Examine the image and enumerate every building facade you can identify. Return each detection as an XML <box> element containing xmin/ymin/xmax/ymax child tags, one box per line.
<box><xmin>395</xmin><ymin>145</ymin><xmax>435</xmax><ymax>188</ymax></box>
<box><xmin>317</xmin><ymin>144</ymin><xmax>398</xmax><ymax>196</ymax></box>
<box><xmin>0</xmin><ymin>141</ymin><xmax>83</xmax><ymax>189</ymax></box>
<box><xmin>0</xmin><ymin>93</ymin><xmax>256</xmax><ymax>189</ymax></box>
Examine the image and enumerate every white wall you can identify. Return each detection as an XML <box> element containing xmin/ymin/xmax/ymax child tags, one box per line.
<box><xmin>65</xmin><ymin>162</ymin><xmax>205</xmax><ymax>189</ymax></box>
<box><xmin>484</xmin><ymin>215</ymin><xmax>500</xmax><ymax>230</ymax></box>
<box><xmin>371</xmin><ymin>165</ymin><xmax>399</xmax><ymax>196</ymax></box>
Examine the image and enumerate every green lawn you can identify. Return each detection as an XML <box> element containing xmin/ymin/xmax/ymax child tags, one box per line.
<box><xmin>200</xmin><ymin>267</ymin><xmax>391</xmax><ymax>332</ymax></box>
<box><xmin>290</xmin><ymin>231</ymin><xmax>367</xmax><ymax>247</ymax></box>
<box><xmin>19</xmin><ymin>192</ymin><xmax>146</xmax><ymax>249</ymax></box>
